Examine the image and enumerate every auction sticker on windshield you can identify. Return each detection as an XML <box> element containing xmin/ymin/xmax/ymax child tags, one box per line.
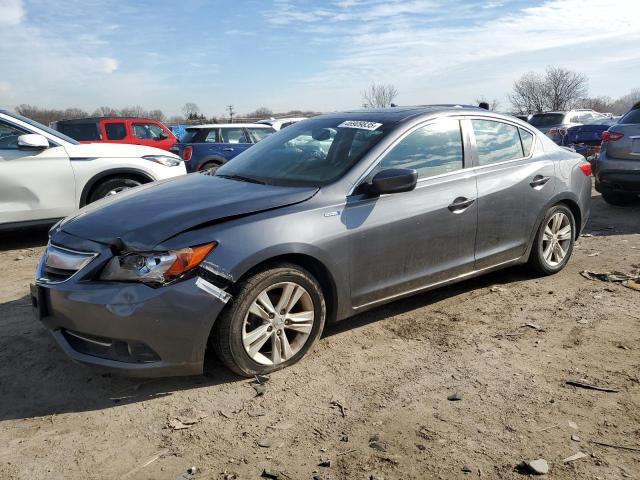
<box><xmin>338</xmin><ymin>120</ymin><xmax>383</xmax><ymax>131</ymax></box>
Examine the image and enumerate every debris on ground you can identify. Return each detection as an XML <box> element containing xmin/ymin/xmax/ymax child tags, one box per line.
<box><xmin>261</xmin><ymin>468</ymin><xmax>280</xmax><ymax>479</ymax></box>
<box><xmin>568</xmin><ymin>421</ymin><xmax>578</xmax><ymax>430</ymax></box>
<box><xmin>447</xmin><ymin>392</ymin><xmax>463</xmax><ymax>401</ymax></box>
<box><xmin>523</xmin><ymin>458</ymin><xmax>549</xmax><ymax>475</ymax></box>
<box><xmin>462</xmin><ymin>464</ymin><xmax>472</xmax><ymax>473</ymax></box>
<box><xmin>571</xmin><ymin>434</ymin><xmax>581</xmax><ymax>442</ymax></box>
<box><xmin>175</xmin><ymin>466</ymin><xmax>197</xmax><ymax>480</ymax></box>
<box><xmin>318</xmin><ymin>459</ymin><xmax>332</xmax><ymax>467</ymax></box>
<box><xmin>490</xmin><ymin>286</ymin><xmax>506</xmax><ymax>293</ymax></box>
<box><xmin>253</xmin><ymin>384</ymin><xmax>266</xmax><ymax>396</ymax></box>
<box><xmin>587</xmin><ymin>252</ymin><xmax>600</xmax><ymax>257</ymax></box>
<box><xmin>254</xmin><ymin>374</ymin><xmax>270</xmax><ymax>385</ymax></box>
<box><xmin>589</xmin><ymin>440</ymin><xmax>640</xmax><ymax>453</ymax></box>
<box><xmin>330</xmin><ymin>399</ymin><xmax>346</xmax><ymax>417</ymax></box>
<box><xmin>563</xmin><ymin>452</ymin><xmax>587</xmax><ymax>463</ymax></box>
<box><xmin>566</xmin><ymin>380</ymin><xmax>619</xmax><ymax>393</ymax></box>
<box><xmin>580</xmin><ymin>269</ymin><xmax>640</xmax><ymax>292</ymax></box>
<box><xmin>257</xmin><ymin>438</ymin><xmax>272</xmax><ymax>448</ymax></box>
<box><xmin>522</xmin><ymin>323</ymin><xmax>545</xmax><ymax>331</ymax></box>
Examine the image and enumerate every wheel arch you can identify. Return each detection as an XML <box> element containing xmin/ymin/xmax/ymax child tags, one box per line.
<box><xmin>196</xmin><ymin>155</ymin><xmax>227</xmax><ymax>171</ymax></box>
<box><xmin>231</xmin><ymin>252</ymin><xmax>339</xmax><ymax>325</ymax></box>
<box><xmin>80</xmin><ymin>168</ymin><xmax>155</xmax><ymax>207</ymax></box>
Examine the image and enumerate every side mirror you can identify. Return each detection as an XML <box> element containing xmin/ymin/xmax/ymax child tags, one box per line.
<box><xmin>17</xmin><ymin>134</ymin><xmax>49</xmax><ymax>150</ymax></box>
<box><xmin>369</xmin><ymin>168</ymin><xmax>418</xmax><ymax>195</ymax></box>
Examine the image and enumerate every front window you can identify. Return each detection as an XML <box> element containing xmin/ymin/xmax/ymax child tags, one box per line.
<box><xmin>379</xmin><ymin>119</ymin><xmax>463</xmax><ymax>179</ymax></box>
<box><xmin>528</xmin><ymin>113</ymin><xmax>565</xmax><ymax>127</ymax></box>
<box><xmin>0</xmin><ymin>120</ymin><xmax>28</xmax><ymax>149</ymax></box>
<box><xmin>247</xmin><ymin>127</ymin><xmax>275</xmax><ymax>142</ymax></box>
<box><xmin>132</xmin><ymin>122</ymin><xmax>166</xmax><ymax>140</ymax></box>
<box><xmin>9</xmin><ymin>112</ymin><xmax>79</xmax><ymax>144</ymax></box>
<box><xmin>216</xmin><ymin>117</ymin><xmax>393</xmax><ymax>187</ymax></box>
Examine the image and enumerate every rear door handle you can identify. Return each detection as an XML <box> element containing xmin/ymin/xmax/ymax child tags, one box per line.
<box><xmin>223</xmin><ymin>147</ymin><xmax>234</xmax><ymax>152</ymax></box>
<box><xmin>530</xmin><ymin>175</ymin><xmax>550</xmax><ymax>188</ymax></box>
<box><xmin>448</xmin><ymin>197</ymin><xmax>475</xmax><ymax>213</ymax></box>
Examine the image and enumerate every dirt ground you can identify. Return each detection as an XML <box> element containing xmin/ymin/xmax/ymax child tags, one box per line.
<box><xmin>0</xmin><ymin>189</ymin><xmax>638</xmax><ymax>480</ymax></box>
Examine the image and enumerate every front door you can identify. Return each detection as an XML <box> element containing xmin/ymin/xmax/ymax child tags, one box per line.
<box><xmin>470</xmin><ymin>118</ymin><xmax>556</xmax><ymax>269</ymax></box>
<box><xmin>345</xmin><ymin>118</ymin><xmax>478</xmax><ymax>308</ymax></box>
<box><xmin>0</xmin><ymin>120</ymin><xmax>76</xmax><ymax>224</ymax></box>
<box><xmin>219</xmin><ymin>127</ymin><xmax>253</xmax><ymax>161</ymax></box>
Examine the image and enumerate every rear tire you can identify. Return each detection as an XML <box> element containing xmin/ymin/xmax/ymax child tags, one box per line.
<box><xmin>528</xmin><ymin>204</ymin><xmax>575</xmax><ymax>275</ymax></box>
<box><xmin>88</xmin><ymin>177</ymin><xmax>142</xmax><ymax>203</ymax></box>
<box><xmin>211</xmin><ymin>263</ymin><xmax>326</xmax><ymax>377</ymax></box>
<box><xmin>199</xmin><ymin>161</ymin><xmax>221</xmax><ymax>174</ymax></box>
<box><xmin>601</xmin><ymin>191</ymin><xmax>636</xmax><ymax>206</ymax></box>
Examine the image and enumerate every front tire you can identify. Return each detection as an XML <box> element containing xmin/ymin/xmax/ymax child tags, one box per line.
<box><xmin>212</xmin><ymin>264</ymin><xmax>326</xmax><ymax>377</ymax></box>
<box><xmin>88</xmin><ymin>177</ymin><xmax>142</xmax><ymax>203</ymax></box>
<box><xmin>528</xmin><ymin>204</ymin><xmax>575</xmax><ymax>275</ymax></box>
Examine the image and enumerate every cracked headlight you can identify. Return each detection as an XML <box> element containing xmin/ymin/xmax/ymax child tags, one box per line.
<box><xmin>100</xmin><ymin>242</ymin><xmax>216</xmax><ymax>283</ymax></box>
<box><xmin>142</xmin><ymin>154</ymin><xmax>182</xmax><ymax>167</ymax></box>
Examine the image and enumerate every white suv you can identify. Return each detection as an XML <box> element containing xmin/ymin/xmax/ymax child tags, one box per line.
<box><xmin>0</xmin><ymin>109</ymin><xmax>186</xmax><ymax>229</ymax></box>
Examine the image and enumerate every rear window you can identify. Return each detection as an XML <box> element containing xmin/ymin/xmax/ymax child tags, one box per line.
<box><xmin>105</xmin><ymin>122</ymin><xmax>126</xmax><ymax>140</ymax></box>
<box><xmin>620</xmin><ymin>108</ymin><xmax>640</xmax><ymax>124</ymax></box>
<box><xmin>180</xmin><ymin>128</ymin><xmax>200</xmax><ymax>143</ymax></box>
<box><xmin>58</xmin><ymin>122</ymin><xmax>100</xmax><ymax>141</ymax></box>
<box><xmin>528</xmin><ymin>114</ymin><xmax>565</xmax><ymax>127</ymax></box>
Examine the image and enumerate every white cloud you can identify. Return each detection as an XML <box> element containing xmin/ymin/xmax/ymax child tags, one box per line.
<box><xmin>265</xmin><ymin>0</ymin><xmax>640</xmax><ymax>109</ymax></box>
<box><xmin>0</xmin><ymin>0</ymin><xmax>23</xmax><ymax>26</ymax></box>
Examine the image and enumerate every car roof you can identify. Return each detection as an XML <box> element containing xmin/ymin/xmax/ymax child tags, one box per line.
<box><xmin>317</xmin><ymin>105</ymin><xmax>484</xmax><ymax>124</ymax></box>
<box><xmin>55</xmin><ymin>117</ymin><xmax>163</xmax><ymax>124</ymax></box>
<box><xmin>186</xmin><ymin>123</ymin><xmax>274</xmax><ymax>129</ymax></box>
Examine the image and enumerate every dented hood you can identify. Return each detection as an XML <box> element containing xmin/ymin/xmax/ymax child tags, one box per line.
<box><xmin>60</xmin><ymin>174</ymin><xmax>318</xmax><ymax>250</ymax></box>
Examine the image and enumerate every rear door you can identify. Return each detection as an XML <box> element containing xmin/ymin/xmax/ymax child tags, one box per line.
<box><xmin>0</xmin><ymin>119</ymin><xmax>76</xmax><ymax>224</ymax></box>
<box><xmin>346</xmin><ymin>117</ymin><xmax>478</xmax><ymax>307</ymax></box>
<box><xmin>219</xmin><ymin>127</ymin><xmax>252</xmax><ymax>160</ymax></box>
<box><xmin>471</xmin><ymin>118</ymin><xmax>555</xmax><ymax>269</ymax></box>
<box><xmin>100</xmin><ymin>120</ymin><xmax>128</xmax><ymax>144</ymax></box>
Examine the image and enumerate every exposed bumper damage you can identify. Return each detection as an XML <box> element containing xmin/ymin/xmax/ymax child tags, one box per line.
<box><xmin>33</xmin><ymin>233</ymin><xmax>235</xmax><ymax>377</ymax></box>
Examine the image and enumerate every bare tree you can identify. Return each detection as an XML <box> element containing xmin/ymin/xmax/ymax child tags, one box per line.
<box><xmin>610</xmin><ymin>88</ymin><xmax>640</xmax><ymax>114</ymax></box>
<box><xmin>182</xmin><ymin>102</ymin><xmax>200</xmax><ymax>119</ymax></box>
<box><xmin>119</xmin><ymin>105</ymin><xmax>147</xmax><ymax>117</ymax></box>
<box><xmin>92</xmin><ymin>106</ymin><xmax>119</xmax><ymax>117</ymax></box>
<box><xmin>361</xmin><ymin>83</ymin><xmax>398</xmax><ymax>108</ymax></box>
<box><xmin>509</xmin><ymin>66</ymin><xmax>588</xmax><ymax>114</ymax></box>
<box><xmin>147</xmin><ymin>109</ymin><xmax>166</xmax><ymax>122</ymax></box>
<box><xmin>246</xmin><ymin>107</ymin><xmax>273</xmax><ymax>118</ymax></box>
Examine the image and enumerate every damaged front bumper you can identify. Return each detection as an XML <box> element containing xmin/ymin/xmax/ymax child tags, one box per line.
<box><xmin>32</xmin><ymin>233</ymin><xmax>232</xmax><ymax>377</ymax></box>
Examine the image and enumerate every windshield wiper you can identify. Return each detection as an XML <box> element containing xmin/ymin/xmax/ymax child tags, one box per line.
<box><xmin>216</xmin><ymin>174</ymin><xmax>266</xmax><ymax>185</ymax></box>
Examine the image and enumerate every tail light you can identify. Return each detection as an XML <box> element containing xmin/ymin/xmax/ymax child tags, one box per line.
<box><xmin>579</xmin><ymin>162</ymin><xmax>592</xmax><ymax>176</ymax></box>
<box><xmin>601</xmin><ymin>131</ymin><xmax>624</xmax><ymax>142</ymax></box>
<box><xmin>548</xmin><ymin>128</ymin><xmax>559</xmax><ymax>137</ymax></box>
<box><xmin>182</xmin><ymin>146</ymin><xmax>193</xmax><ymax>161</ymax></box>
<box><xmin>558</xmin><ymin>127</ymin><xmax>567</xmax><ymax>136</ymax></box>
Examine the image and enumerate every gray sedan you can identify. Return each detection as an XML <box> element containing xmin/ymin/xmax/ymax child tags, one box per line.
<box><xmin>32</xmin><ymin>106</ymin><xmax>592</xmax><ymax>377</ymax></box>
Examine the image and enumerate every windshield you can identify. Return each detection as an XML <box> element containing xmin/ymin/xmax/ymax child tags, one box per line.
<box><xmin>585</xmin><ymin>116</ymin><xmax>619</xmax><ymax>126</ymax></box>
<box><xmin>216</xmin><ymin>117</ymin><xmax>392</xmax><ymax>187</ymax></box>
<box><xmin>9</xmin><ymin>112</ymin><xmax>80</xmax><ymax>144</ymax></box>
<box><xmin>528</xmin><ymin>113</ymin><xmax>565</xmax><ymax>127</ymax></box>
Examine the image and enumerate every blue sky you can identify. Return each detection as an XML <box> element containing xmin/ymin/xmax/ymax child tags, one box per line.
<box><xmin>0</xmin><ymin>0</ymin><xmax>639</xmax><ymax>117</ymax></box>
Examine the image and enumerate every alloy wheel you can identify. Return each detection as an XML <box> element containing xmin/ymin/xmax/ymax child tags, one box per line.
<box><xmin>542</xmin><ymin>212</ymin><xmax>572</xmax><ymax>267</ymax></box>
<box><xmin>242</xmin><ymin>282</ymin><xmax>315</xmax><ymax>366</ymax></box>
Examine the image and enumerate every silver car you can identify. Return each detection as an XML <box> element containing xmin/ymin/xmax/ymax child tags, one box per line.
<box><xmin>33</xmin><ymin>106</ymin><xmax>592</xmax><ymax>377</ymax></box>
<box><xmin>594</xmin><ymin>102</ymin><xmax>640</xmax><ymax>205</ymax></box>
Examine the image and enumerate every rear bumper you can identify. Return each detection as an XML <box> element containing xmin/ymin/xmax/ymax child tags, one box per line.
<box><xmin>594</xmin><ymin>154</ymin><xmax>640</xmax><ymax>193</ymax></box>
<box><xmin>34</xmin><ymin>274</ymin><xmax>227</xmax><ymax>377</ymax></box>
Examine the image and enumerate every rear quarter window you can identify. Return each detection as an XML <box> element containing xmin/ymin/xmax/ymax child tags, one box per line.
<box><xmin>180</xmin><ymin>129</ymin><xmax>200</xmax><ymax>143</ymax></box>
<box><xmin>620</xmin><ymin>108</ymin><xmax>640</xmax><ymax>124</ymax></box>
<box><xmin>58</xmin><ymin>123</ymin><xmax>100</xmax><ymax>141</ymax></box>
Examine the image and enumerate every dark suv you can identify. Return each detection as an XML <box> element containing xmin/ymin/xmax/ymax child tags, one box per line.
<box><xmin>170</xmin><ymin>123</ymin><xmax>275</xmax><ymax>173</ymax></box>
<box><xmin>594</xmin><ymin>102</ymin><xmax>640</xmax><ymax>205</ymax></box>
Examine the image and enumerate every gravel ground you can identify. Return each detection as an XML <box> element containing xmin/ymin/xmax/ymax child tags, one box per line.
<box><xmin>0</xmin><ymin>189</ymin><xmax>638</xmax><ymax>480</ymax></box>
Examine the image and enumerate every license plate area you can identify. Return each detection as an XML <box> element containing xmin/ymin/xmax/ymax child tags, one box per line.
<box><xmin>632</xmin><ymin>138</ymin><xmax>640</xmax><ymax>154</ymax></box>
<box><xmin>30</xmin><ymin>283</ymin><xmax>48</xmax><ymax>320</ymax></box>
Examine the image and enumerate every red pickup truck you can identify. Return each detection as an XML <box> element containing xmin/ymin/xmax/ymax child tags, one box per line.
<box><xmin>53</xmin><ymin>117</ymin><xmax>177</xmax><ymax>151</ymax></box>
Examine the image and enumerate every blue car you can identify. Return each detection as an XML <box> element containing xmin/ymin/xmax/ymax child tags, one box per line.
<box><xmin>170</xmin><ymin>123</ymin><xmax>276</xmax><ymax>173</ymax></box>
<box><xmin>561</xmin><ymin>116</ymin><xmax>621</xmax><ymax>159</ymax></box>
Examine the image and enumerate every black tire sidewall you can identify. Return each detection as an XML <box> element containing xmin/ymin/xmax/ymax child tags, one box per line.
<box><xmin>224</xmin><ymin>266</ymin><xmax>326</xmax><ymax>376</ymax></box>
<box><xmin>89</xmin><ymin>178</ymin><xmax>142</xmax><ymax>203</ymax></box>
<box><xmin>534</xmin><ymin>204</ymin><xmax>575</xmax><ymax>274</ymax></box>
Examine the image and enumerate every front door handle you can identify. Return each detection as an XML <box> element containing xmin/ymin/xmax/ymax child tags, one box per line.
<box><xmin>530</xmin><ymin>175</ymin><xmax>550</xmax><ymax>189</ymax></box>
<box><xmin>448</xmin><ymin>197</ymin><xmax>475</xmax><ymax>213</ymax></box>
<box><xmin>223</xmin><ymin>147</ymin><xmax>234</xmax><ymax>152</ymax></box>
